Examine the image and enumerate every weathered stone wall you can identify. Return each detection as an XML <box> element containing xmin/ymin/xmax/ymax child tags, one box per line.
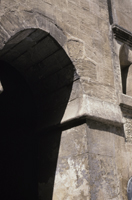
<box><xmin>0</xmin><ymin>0</ymin><xmax>116</xmax><ymax>104</ymax></box>
<box><xmin>109</xmin><ymin>1</ymin><xmax>132</xmax><ymax>199</ymax></box>
<box><xmin>0</xmin><ymin>0</ymin><xmax>132</xmax><ymax>200</ymax></box>
<box><xmin>111</xmin><ymin>0</ymin><xmax>132</xmax><ymax>32</ymax></box>
<box><xmin>53</xmin><ymin>121</ymin><xmax>132</xmax><ymax>200</ymax></box>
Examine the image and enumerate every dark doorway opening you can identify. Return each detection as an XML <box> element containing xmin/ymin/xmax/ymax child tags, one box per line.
<box><xmin>0</xmin><ymin>61</ymin><xmax>38</xmax><ymax>200</ymax></box>
<box><xmin>0</xmin><ymin>28</ymin><xmax>75</xmax><ymax>200</ymax></box>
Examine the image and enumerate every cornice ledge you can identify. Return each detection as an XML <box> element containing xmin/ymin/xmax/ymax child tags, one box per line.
<box><xmin>112</xmin><ymin>24</ymin><xmax>132</xmax><ymax>46</ymax></box>
<box><xmin>61</xmin><ymin>94</ymin><xmax>123</xmax><ymax>127</ymax></box>
<box><xmin>119</xmin><ymin>93</ymin><xmax>132</xmax><ymax>109</ymax></box>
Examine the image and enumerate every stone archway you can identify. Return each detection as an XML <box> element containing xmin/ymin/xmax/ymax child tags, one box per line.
<box><xmin>0</xmin><ymin>28</ymin><xmax>76</xmax><ymax>128</ymax></box>
<box><xmin>0</xmin><ymin>28</ymin><xmax>76</xmax><ymax>200</ymax></box>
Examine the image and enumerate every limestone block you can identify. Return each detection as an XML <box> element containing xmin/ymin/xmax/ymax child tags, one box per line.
<box><xmin>79</xmin><ymin>22</ymin><xmax>93</xmax><ymax>36</ymax></box>
<box><xmin>80</xmin><ymin>0</ymin><xmax>90</xmax><ymax>11</ymax></box>
<box><xmin>53</xmin><ymin>7</ymin><xmax>62</xmax><ymax>23</ymax></box>
<box><xmin>97</xmin><ymin>66</ymin><xmax>114</xmax><ymax>87</ymax></box>
<box><xmin>35</xmin><ymin>14</ymin><xmax>48</xmax><ymax>32</ymax></box>
<box><xmin>88</xmin><ymin>153</ymin><xmax>120</xmax><ymax>200</ymax></box>
<box><xmin>92</xmin><ymin>37</ymin><xmax>103</xmax><ymax>53</ymax></box>
<box><xmin>114</xmin><ymin>7</ymin><xmax>132</xmax><ymax>33</ymax></box>
<box><xmin>0</xmin><ymin>12</ymin><xmax>22</xmax><ymax>36</ymax></box>
<box><xmin>75</xmin><ymin>59</ymin><xmax>97</xmax><ymax>81</ymax></box>
<box><xmin>120</xmin><ymin>178</ymin><xmax>128</xmax><ymax>200</ymax></box>
<box><xmin>50</xmin><ymin>23</ymin><xmax>67</xmax><ymax>47</ymax></box>
<box><xmin>87</xmin><ymin>121</ymin><xmax>115</xmax><ymax>156</ymax></box>
<box><xmin>113</xmin><ymin>133</ymin><xmax>128</xmax><ymax>178</ymax></box>
<box><xmin>67</xmin><ymin>40</ymin><xmax>84</xmax><ymax>61</ymax></box>
<box><xmin>36</xmin><ymin>0</ymin><xmax>54</xmax><ymax>20</ymax></box>
<box><xmin>98</xmin><ymin>18</ymin><xmax>109</xmax><ymax>34</ymax></box>
<box><xmin>0</xmin><ymin>0</ymin><xmax>19</xmax><ymax>14</ymax></box>
<box><xmin>113</xmin><ymin>133</ymin><xmax>128</xmax><ymax>200</ymax></box>
<box><xmin>103</xmin><ymin>52</ymin><xmax>113</xmax><ymax>70</ymax></box>
<box><xmin>126</xmin><ymin>143</ymin><xmax>132</xmax><ymax>177</ymax></box>
<box><xmin>62</xmin><ymin>12</ymin><xmax>79</xmax><ymax>28</ymax></box>
<box><xmin>68</xmin><ymin>0</ymin><xmax>80</xmax><ymax>6</ymax></box>
<box><xmin>77</xmin><ymin>31</ymin><xmax>93</xmax><ymax>48</ymax></box>
<box><xmin>43</xmin><ymin>0</ymin><xmax>52</xmax><ymax>5</ymax></box>
<box><xmin>100</xmin><ymin>6</ymin><xmax>109</xmax><ymax>19</ymax></box>
<box><xmin>64</xmin><ymin>23</ymin><xmax>78</xmax><ymax>37</ymax></box>
<box><xmin>78</xmin><ymin>10</ymin><xmax>98</xmax><ymax>30</ymax></box>
<box><xmin>59</xmin><ymin>124</ymin><xmax>88</xmax><ymax>157</ymax></box>
<box><xmin>61</xmin><ymin>94</ymin><xmax>123</xmax><ymax>126</ymax></box>
<box><xmin>81</xmin><ymin>80</ymin><xmax>117</xmax><ymax>104</ymax></box>
<box><xmin>69</xmin><ymin>79</ymin><xmax>83</xmax><ymax>101</ymax></box>
<box><xmin>67</xmin><ymin>1</ymin><xmax>80</xmax><ymax>17</ymax></box>
<box><xmin>0</xmin><ymin>26</ymin><xmax>10</xmax><ymax>49</ymax></box>
<box><xmin>98</xmin><ymin>0</ymin><xmax>108</xmax><ymax>8</ymax></box>
<box><xmin>54</xmin><ymin>0</ymin><xmax>67</xmax><ymax>9</ymax></box>
<box><xmin>36</xmin><ymin>14</ymin><xmax>67</xmax><ymax>47</ymax></box>
<box><xmin>85</xmin><ymin>44</ymin><xmax>103</xmax><ymax>64</ymax></box>
<box><xmin>17</xmin><ymin>10</ymin><xmax>38</xmax><ymax>28</ymax></box>
<box><xmin>126</xmin><ymin>79</ymin><xmax>132</xmax><ymax>97</ymax></box>
<box><xmin>124</xmin><ymin>117</ymin><xmax>132</xmax><ymax>143</ymax></box>
<box><xmin>53</xmin><ymin>153</ymin><xmax>90</xmax><ymax>200</ymax></box>
<box><xmin>89</xmin><ymin>1</ymin><xmax>100</xmax><ymax>17</ymax></box>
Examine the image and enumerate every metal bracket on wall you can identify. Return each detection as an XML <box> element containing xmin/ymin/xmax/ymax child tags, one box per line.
<box><xmin>112</xmin><ymin>24</ymin><xmax>132</xmax><ymax>47</ymax></box>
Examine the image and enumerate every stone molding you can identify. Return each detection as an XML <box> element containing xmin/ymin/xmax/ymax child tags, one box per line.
<box><xmin>61</xmin><ymin>94</ymin><xmax>123</xmax><ymax>127</ymax></box>
<box><xmin>119</xmin><ymin>93</ymin><xmax>132</xmax><ymax>109</ymax></box>
<box><xmin>112</xmin><ymin>24</ymin><xmax>132</xmax><ymax>46</ymax></box>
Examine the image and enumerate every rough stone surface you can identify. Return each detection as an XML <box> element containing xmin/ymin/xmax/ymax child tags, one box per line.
<box><xmin>111</xmin><ymin>0</ymin><xmax>132</xmax><ymax>33</ymax></box>
<box><xmin>0</xmin><ymin>0</ymin><xmax>132</xmax><ymax>200</ymax></box>
<box><xmin>53</xmin><ymin>121</ymin><xmax>131</xmax><ymax>200</ymax></box>
<box><xmin>61</xmin><ymin>94</ymin><xmax>123</xmax><ymax>126</ymax></box>
<box><xmin>0</xmin><ymin>0</ymin><xmax>116</xmax><ymax>104</ymax></box>
<box><xmin>53</xmin><ymin>124</ymin><xmax>90</xmax><ymax>200</ymax></box>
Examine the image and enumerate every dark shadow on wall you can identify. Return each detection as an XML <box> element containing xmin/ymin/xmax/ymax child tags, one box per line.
<box><xmin>87</xmin><ymin>119</ymin><xmax>125</xmax><ymax>138</ymax></box>
<box><xmin>0</xmin><ymin>28</ymin><xmax>76</xmax><ymax>200</ymax></box>
<box><xmin>0</xmin><ymin>47</ymin><xmax>74</xmax><ymax>200</ymax></box>
<box><xmin>37</xmin><ymin>129</ymin><xmax>62</xmax><ymax>200</ymax></box>
<box><xmin>0</xmin><ymin>61</ymin><xmax>38</xmax><ymax>200</ymax></box>
<box><xmin>121</xmin><ymin>66</ymin><xmax>129</xmax><ymax>94</ymax></box>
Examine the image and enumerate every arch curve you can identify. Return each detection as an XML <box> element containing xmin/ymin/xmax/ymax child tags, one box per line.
<box><xmin>0</xmin><ymin>10</ymin><xmax>66</xmax><ymax>50</ymax></box>
<box><xmin>0</xmin><ymin>27</ymin><xmax>76</xmax><ymax>130</ymax></box>
<box><xmin>0</xmin><ymin>27</ymin><xmax>78</xmax><ymax>200</ymax></box>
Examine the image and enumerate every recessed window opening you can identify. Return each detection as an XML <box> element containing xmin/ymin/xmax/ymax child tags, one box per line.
<box><xmin>120</xmin><ymin>44</ymin><xmax>132</xmax><ymax>96</ymax></box>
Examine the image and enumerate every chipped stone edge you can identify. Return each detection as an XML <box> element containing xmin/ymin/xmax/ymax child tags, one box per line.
<box><xmin>61</xmin><ymin>94</ymin><xmax>123</xmax><ymax>127</ymax></box>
